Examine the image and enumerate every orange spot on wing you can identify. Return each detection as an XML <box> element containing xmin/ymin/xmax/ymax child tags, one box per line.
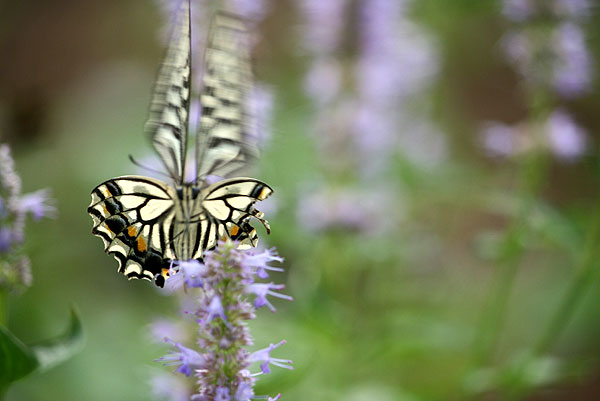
<box><xmin>258</xmin><ymin>188</ymin><xmax>269</xmax><ymax>200</ymax></box>
<box><xmin>128</xmin><ymin>226</ymin><xmax>137</xmax><ymax>237</ymax></box>
<box><xmin>230</xmin><ymin>225</ymin><xmax>239</xmax><ymax>236</ymax></box>
<box><xmin>137</xmin><ymin>237</ymin><xmax>147</xmax><ymax>252</ymax></box>
<box><xmin>104</xmin><ymin>188</ymin><xmax>112</xmax><ymax>197</ymax></box>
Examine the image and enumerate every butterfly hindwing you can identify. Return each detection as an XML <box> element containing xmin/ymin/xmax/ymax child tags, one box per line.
<box><xmin>145</xmin><ymin>0</ymin><xmax>191</xmax><ymax>184</ymax></box>
<box><xmin>196</xmin><ymin>13</ymin><xmax>259</xmax><ymax>180</ymax></box>
<box><xmin>88</xmin><ymin>176</ymin><xmax>176</xmax><ymax>286</ymax></box>
<box><xmin>199</xmin><ymin>177</ymin><xmax>273</xmax><ymax>254</ymax></box>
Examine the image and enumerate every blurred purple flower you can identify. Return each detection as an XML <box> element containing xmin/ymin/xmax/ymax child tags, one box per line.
<box><xmin>553</xmin><ymin>0</ymin><xmax>591</xmax><ymax>18</ymax></box>
<box><xmin>299</xmin><ymin>0</ymin><xmax>348</xmax><ymax>55</ymax></box>
<box><xmin>19</xmin><ymin>189</ymin><xmax>56</xmax><ymax>220</ymax></box>
<box><xmin>297</xmin><ymin>187</ymin><xmax>396</xmax><ymax>234</ymax></box>
<box><xmin>149</xmin><ymin>319</ymin><xmax>188</xmax><ymax>344</ymax></box>
<box><xmin>482</xmin><ymin>122</ymin><xmax>518</xmax><ymax>158</ymax></box>
<box><xmin>552</xmin><ymin>22</ymin><xmax>592</xmax><ymax>97</ymax></box>
<box><xmin>502</xmin><ymin>0</ymin><xmax>534</xmax><ymax>21</ymax></box>
<box><xmin>0</xmin><ymin>227</ymin><xmax>13</xmax><ymax>253</ymax></box>
<box><xmin>225</xmin><ymin>0</ymin><xmax>268</xmax><ymax>22</ymax></box>
<box><xmin>0</xmin><ymin>144</ymin><xmax>55</xmax><ymax>292</ymax></box>
<box><xmin>546</xmin><ymin>109</ymin><xmax>586</xmax><ymax>160</ymax></box>
<box><xmin>304</xmin><ymin>57</ymin><xmax>342</xmax><ymax>106</ymax></box>
<box><xmin>215</xmin><ymin>386</ymin><xmax>231</xmax><ymax>401</ymax></box>
<box><xmin>241</xmin><ymin>248</ymin><xmax>284</xmax><ymax>279</ymax></box>
<box><xmin>150</xmin><ymin>370</ymin><xmax>192</xmax><ymax>401</ymax></box>
<box><xmin>358</xmin><ymin>3</ymin><xmax>438</xmax><ymax>103</ymax></box>
<box><xmin>234</xmin><ymin>379</ymin><xmax>254</xmax><ymax>401</ymax></box>
<box><xmin>197</xmin><ymin>295</ymin><xmax>227</xmax><ymax>326</ymax></box>
<box><xmin>246</xmin><ymin>283</ymin><xmax>293</xmax><ymax>312</ymax></box>
<box><xmin>165</xmin><ymin>260</ymin><xmax>207</xmax><ymax>291</ymax></box>
<box><xmin>249</xmin><ymin>340</ymin><xmax>293</xmax><ymax>374</ymax></box>
<box><xmin>158</xmin><ymin>339</ymin><xmax>206</xmax><ymax>376</ymax></box>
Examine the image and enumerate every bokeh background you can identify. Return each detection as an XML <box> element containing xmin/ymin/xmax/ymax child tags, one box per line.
<box><xmin>2</xmin><ymin>0</ymin><xmax>600</xmax><ymax>400</ymax></box>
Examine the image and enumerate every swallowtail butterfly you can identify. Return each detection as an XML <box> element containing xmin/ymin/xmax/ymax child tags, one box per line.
<box><xmin>88</xmin><ymin>2</ymin><xmax>272</xmax><ymax>287</ymax></box>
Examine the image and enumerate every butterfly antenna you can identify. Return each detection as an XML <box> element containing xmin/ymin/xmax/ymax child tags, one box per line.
<box><xmin>128</xmin><ymin>155</ymin><xmax>171</xmax><ymax>179</ymax></box>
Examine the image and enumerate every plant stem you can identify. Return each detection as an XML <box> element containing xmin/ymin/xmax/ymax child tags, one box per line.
<box><xmin>533</xmin><ymin>201</ymin><xmax>600</xmax><ymax>356</ymax></box>
<box><xmin>0</xmin><ymin>288</ymin><xmax>7</xmax><ymax>327</ymax></box>
<box><xmin>471</xmin><ymin>152</ymin><xmax>548</xmax><ymax>367</ymax></box>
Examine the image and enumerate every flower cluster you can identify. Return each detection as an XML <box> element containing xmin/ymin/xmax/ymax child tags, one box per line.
<box><xmin>0</xmin><ymin>144</ymin><xmax>55</xmax><ymax>293</ymax></box>
<box><xmin>297</xmin><ymin>0</ymin><xmax>443</xmax><ymax>233</ymax></box>
<box><xmin>482</xmin><ymin>0</ymin><xmax>592</xmax><ymax>160</ymax></box>
<box><xmin>155</xmin><ymin>241</ymin><xmax>292</xmax><ymax>401</ymax></box>
<box><xmin>501</xmin><ymin>0</ymin><xmax>592</xmax><ymax>97</ymax></box>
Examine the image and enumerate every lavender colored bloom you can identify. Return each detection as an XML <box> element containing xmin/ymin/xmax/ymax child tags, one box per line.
<box><xmin>149</xmin><ymin>319</ymin><xmax>189</xmax><ymax>344</ymax></box>
<box><xmin>304</xmin><ymin>57</ymin><xmax>342</xmax><ymax>105</ymax></box>
<box><xmin>249</xmin><ymin>340</ymin><xmax>293</xmax><ymax>374</ymax></box>
<box><xmin>299</xmin><ymin>0</ymin><xmax>348</xmax><ymax>55</ymax></box>
<box><xmin>234</xmin><ymin>380</ymin><xmax>254</xmax><ymax>401</ymax></box>
<box><xmin>359</xmin><ymin>1</ymin><xmax>437</xmax><ymax>103</ymax></box>
<box><xmin>242</xmin><ymin>248</ymin><xmax>283</xmax><ymax>279</ymax></box>
<box><xmin>165</xmin><ymin>260</ymin><xmax>207</xmax><ymax>291</ymax></box>
<box><xmin>215</xmin><ymin>386</ymin><xmax>231</xmax><ymax>401</ymax></box>
<box><xmin>19</xmin><ymin>189</ymin><xmax>56</xmax><ymax>220</ymax></box>
<box><xmin>246</xmin><ymin>283</ymin><xmax>293</xmax><ymax>312</ymax></box>
<box><xmin>0</xmin><ymin>227</ymin><xmax>13</xmax><ymax>253</ymax></box>
<box><xmin>502</xmin><ymin>0</ymin><xmax>534</xmax><ymax>21</ymax></box>
<box><xmin>546</xmin><ymin>109</ymin><xmax>586</xmax><ymax>160</ymax></box>
<box><xmin>553</xmin><ymin>0</ymin><xmax>591</xmax><ymax>19</ymax></box>
<box><xmin>158</xmin><ymin>339</ymin><xmax>206</xmax><ymax>376</ymax></box>
<box><xmin>552</xmin><ymin>22</ymin><xmax>592</xmax><ymax>97</ymax></box>
<box><xmin>481</xmin><ymin>122</ymin><xmax>518</xmax><ymax>158</ymax></box>
<box><xmin>198</xmin><ymin>295</ymin><xmax>228</xmax><ymax>326</ymax></box>
<box><xmin>0</xmin><ymin>144</ymin><xmax>54</xmax><ymax>292</ymax></box>
<box><xmin>268</xmin><ymin>396</ymin><xmax>281</xmax><ymax>401</ymax></box>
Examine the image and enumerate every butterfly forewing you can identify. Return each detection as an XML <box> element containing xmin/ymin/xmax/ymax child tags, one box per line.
<box><xmin>196</xmin><ymin>13</ymin><xmax>260</xmax><ymax>180</ymax></box>
<box><xmin>145</xmin><ymin>0</ymin><xmax>191</xmax><ymax>184</ymax></box>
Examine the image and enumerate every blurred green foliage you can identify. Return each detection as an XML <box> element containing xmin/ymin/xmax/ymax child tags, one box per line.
<box><xmin>0</xmin><ymin>0</ymin><xmax>599</xmax><ymax>400</ymax></box>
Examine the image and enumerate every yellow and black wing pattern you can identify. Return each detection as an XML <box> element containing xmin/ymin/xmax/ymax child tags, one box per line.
<box><xmin>200</xmin><ymin>177</ymin><xmax>273</xmax><ymax>252</ymax></box>
<box><xmin>88</xmin><ymin>177</ymin><xmax>176</xmax><ymax>286</ymax></box>
<box><xmin>88</xmin><ymin>6</ymin><xmax>274</xmax><ymax>288</ymax></box>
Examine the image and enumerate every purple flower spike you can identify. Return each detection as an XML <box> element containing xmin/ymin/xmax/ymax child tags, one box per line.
<box><xmin>247</xmin><ymin>283</ymin><xmax>293</xmax><ymax>312</ymax></box>
<box><xmin>158</xmin><ymin>339</ymin><xmax>206</xmax><ymax>377</ymax></box>
<box><xmin>154</xmin><ymin>241</ymin><xmax>291</xmax><ymax>398</ymax></box>
<box><xmin>268</xmin><ymin>395</ymin><xmax>282</xmax><ymax>401</ymax></box>
<box><xmin>250</xmin><ymin>340</ymin><xmax>293</xmax><ymax>374</ymax></box>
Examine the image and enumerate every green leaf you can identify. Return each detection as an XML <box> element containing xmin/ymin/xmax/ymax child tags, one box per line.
<box><xmin>0</xmin><ymin>323</ymin><xmax>39</xmax><ymax>394</ymax></box>
<box><xmin>30</xmin><ymin>307</ymin><xmax>85</xmax><ymax>373</ymax></box>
